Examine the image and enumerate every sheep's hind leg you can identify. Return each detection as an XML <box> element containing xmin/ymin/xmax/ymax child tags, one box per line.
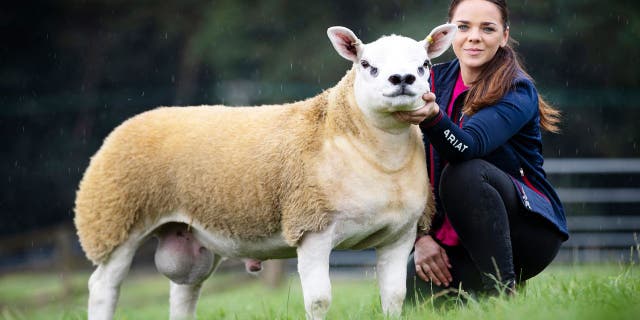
<box><xmin>168</xmin><ymin>253</ymin><xmax>222</xmax><ymax>320</ymax></box>
<box><xmin>155</xmin><ymin>223</ymin><xmax>222</xmax><ymax>319</ymax></box>
<box><xmin>88</xmin><ymin>236</ymin><xmax>141</xmax><ymax>320</ymax></box>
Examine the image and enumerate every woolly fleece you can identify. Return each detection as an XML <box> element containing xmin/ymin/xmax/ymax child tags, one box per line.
<box><xmin>74</xmin><ymin>68</ymin><xmax>434</xmax><ymax>264</ymax></box>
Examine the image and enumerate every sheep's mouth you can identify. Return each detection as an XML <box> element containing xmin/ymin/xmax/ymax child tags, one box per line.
<box><xmin>383</xmin><ymin>88</ymin><xmax>416</xmax><ymax>98</ymax></box>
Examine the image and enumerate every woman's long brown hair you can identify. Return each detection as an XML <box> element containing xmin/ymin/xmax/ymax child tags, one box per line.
<box><xmin>448</xmin><ymin>0</ymin><xmax>560</xmax><ymax>133</ymax></box>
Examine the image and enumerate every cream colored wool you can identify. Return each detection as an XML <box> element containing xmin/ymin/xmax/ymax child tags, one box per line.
<box><xmin>74</xmin><ymin>68</ymin><xmax>434</xmax><ymax>265</ymax></box>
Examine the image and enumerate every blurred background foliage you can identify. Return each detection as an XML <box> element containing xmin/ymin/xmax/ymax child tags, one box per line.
<box><xmin>1</xmin><ymin>0</ymin><xmax>639</xmax><ymax>235</ymax></box>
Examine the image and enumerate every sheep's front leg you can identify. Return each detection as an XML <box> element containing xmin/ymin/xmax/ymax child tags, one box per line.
<box><xmin>297</xmin><ymin>229</ymin><xmax>334</xmax><ymax>320</ymax></box>
<box><xmin>376</xmin><ymin>227</ymin><xmax>416</xmax><ymax>317</ymax></box>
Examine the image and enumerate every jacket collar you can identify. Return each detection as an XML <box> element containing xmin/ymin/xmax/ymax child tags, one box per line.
<box><xmin>431</xmin><ymin>59</ymin><xmax>533</xmax><ymax>110</ymax></box>
<box><xmin>432</xmin><ymin>59</ymin><xmax>460</xmax><ymax>112</ymax></box>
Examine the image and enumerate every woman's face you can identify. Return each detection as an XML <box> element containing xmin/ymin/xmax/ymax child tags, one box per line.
<box><xmin>450</xmin><ymin>0</ymin><xmax>509</xmax><ymax>77</ymax></box>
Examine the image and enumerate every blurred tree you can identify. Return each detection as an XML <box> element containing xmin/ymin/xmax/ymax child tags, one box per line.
<box><xmin>0</xmin><ymin>0</ymin><xmax>639</xmax><ymax>236</ymax></box>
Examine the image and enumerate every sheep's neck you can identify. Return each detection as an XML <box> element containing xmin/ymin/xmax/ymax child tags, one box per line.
<box><xmin>325</xmin><ymin>69</ymin><xmax>419</xmax><ymax>173</ymax></box>
<box><xmin>342</xmin><ymin>127</ymin><xmax>419</xmax><ymax>174</ymax></box>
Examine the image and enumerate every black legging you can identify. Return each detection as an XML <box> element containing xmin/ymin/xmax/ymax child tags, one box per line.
<box><xmin>406</xmin><ymin>159</ymin><xmax>563</xmax><ymax>301</ymax></box>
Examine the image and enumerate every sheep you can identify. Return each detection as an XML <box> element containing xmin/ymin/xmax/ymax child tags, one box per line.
<box><xmin>74</xmin><ymin>24</ymin><xmax>457</xmax><ymax>320</ymax></box>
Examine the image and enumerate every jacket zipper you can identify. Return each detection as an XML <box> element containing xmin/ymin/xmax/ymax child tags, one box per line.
<box><xmin>520</xmin><ymin>167</ymin><xmax>550</xmax><ymax>202</ymax></box>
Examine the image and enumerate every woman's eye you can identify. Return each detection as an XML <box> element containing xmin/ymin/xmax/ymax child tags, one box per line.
<box><xmin>483</xmin><ymin>27</ymin><xmax>496</xmax><ymax>33</ymax></box>
<box><xmin>457</xmin><ymin>25</ymin><xmax>469</xmax><ymax>31</ymax></box>
<box><xmin>361</xmin><ymin>60</ymin><xmax>370</xmax><ymax>68</ymax></box>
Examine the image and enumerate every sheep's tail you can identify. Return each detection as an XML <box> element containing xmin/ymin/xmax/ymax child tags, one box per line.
<box><xmin>74</xmin><ymin>154</ymin><xmax>140</xmax><ymax>264</ymax></box>
<box><xmin>74</xmin><ymin>117</ymin><xmax>169</xmax><ymax>264</ymax></box>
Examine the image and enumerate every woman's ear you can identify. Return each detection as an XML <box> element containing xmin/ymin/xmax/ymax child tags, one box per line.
<box><xmin>501</xmin><ymin>26</ymin><xmax>510</xmax><ymax>47</ymax></box>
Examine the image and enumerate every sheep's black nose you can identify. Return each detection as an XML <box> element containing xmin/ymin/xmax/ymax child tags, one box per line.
<box><xmin>388</xmin><ymin>74</ymin><xmax>416</xmax><ymax>85</ymax></box>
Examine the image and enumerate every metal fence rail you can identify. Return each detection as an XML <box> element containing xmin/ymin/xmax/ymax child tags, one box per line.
<box><xmin>322</xmin><ymin>158</ymin><xmax>640</xmax><ymax>268</ymax></box>
<box><xmin>544</xmin><ymin>158</ymin><xmax>640</xmax><ymax>174</ymax></box>
<box><xmin>559</xmin><ymin>216</ymin><xmax>639</xmax><ymax>263</ymax></box>
<box><xmin>546</xmin><ymin>158</ymin><xmax>640</xmax><ymax>263</ymax></box>
<box><xmin>1</xmin><ymin>158</ymin><xmax>638</xmax><ymax>275</ymax></box>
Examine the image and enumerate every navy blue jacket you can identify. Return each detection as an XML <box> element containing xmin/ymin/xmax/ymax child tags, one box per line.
<box><xmin>420</xmin><ymin>59</ymin><xmax>568</xmax><ymax>240</ymax></box>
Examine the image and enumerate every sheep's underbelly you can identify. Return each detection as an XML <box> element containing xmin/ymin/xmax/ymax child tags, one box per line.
<box><xmin>196</xmin><ymin>231</ymin><xmax>297</xmax><ymax>260</ymax></box>
<box><xmin>332</xmin><ymin>215</ymin><xmax>416</xmax><ymax>250</ymax></box>
<box><xmin>149</xmin><ymin>212</ymin><xmax>296</xmax><ymax>259</ymax></box>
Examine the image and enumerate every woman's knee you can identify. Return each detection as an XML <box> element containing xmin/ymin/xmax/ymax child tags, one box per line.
<box><xmin>439</xmin><ymin>159</ymin><xmax>490</xmax><ymax>195</ymax></box>
<box><xmin>438</xmin><ymin>159</ymin><xmax>518</xmax><ymax>225</ymax></box>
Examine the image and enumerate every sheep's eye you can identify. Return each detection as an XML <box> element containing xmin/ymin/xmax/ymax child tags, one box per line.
<box><xmin>361</xmin><ymin>60</ymin><xmax>378</xmax><ymax>77</ymax></box>
<box><xmin>423</xmin><ymin>60</ymin><xmax>432</xmax><ymax>69</ymax></box>
<box><xmin>418</xmin><ymin>67</ymin><xmax>425</xmax><ymax>76</ymax></box>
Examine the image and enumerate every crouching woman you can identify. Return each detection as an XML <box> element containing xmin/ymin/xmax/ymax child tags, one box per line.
<box><xmin>394</xmin><ymin>0</ymin><xmax>568</xmax><ymax>300</ymax></box>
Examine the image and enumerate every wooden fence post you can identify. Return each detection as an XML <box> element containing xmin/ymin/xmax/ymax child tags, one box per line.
<box><xmin>262</xmin><ymin>259</ymin><xmax>286</xmax><ymax>288</ymax></box>
<box><xmin>54</xmin><ymin>224</ymin><xmax>74</xmax><ymax>299</ymax></box>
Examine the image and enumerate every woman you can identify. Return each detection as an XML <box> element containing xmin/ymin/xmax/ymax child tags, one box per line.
<box><xmin>394</xmin><ymin>0</ymin><xmax>568</xmax><ymax>301</ymax></box>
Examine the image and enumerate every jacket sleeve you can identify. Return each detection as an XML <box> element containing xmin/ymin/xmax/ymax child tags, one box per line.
<box><xmin>420</xmin><ymin>82</ymin><xmax>538</xmax><ymax>163</ymax></box>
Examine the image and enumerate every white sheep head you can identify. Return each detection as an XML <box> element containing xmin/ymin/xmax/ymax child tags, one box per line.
<box><xmin>327</xmin><ymin>24</ymin><xmax>456</xmax><ymax>128</ymax></box>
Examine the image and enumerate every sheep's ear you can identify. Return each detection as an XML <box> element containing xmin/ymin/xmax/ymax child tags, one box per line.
<box><xmin>422</xmin><ymin>23</ymin><xmax>457</xmax><ymax>59</ymax></box>
<box><xmin>327</xmin><ymin>26</ymin><xmax>363</xmax><ymax>62</ymax></box>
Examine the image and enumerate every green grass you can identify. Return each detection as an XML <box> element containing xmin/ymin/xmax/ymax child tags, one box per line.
<box><xmin>1</xmin><ymin>264</ymin><xmax>638</xmax><ymax>320</ymax></box>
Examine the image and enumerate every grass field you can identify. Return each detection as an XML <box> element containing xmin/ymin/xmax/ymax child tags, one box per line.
<box><xmin>0</xmin><ymin>264</ymin><xmax>638</xmax><ymax>320</ymax></box>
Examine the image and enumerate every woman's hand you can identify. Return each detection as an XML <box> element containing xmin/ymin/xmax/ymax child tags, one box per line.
<box><xmin>414</xmin><ymin>235</ymin><xmax>452</xmax><ymax>287</ymax></box>
<box><xmin>393</xmin><ymin>92</ymin><xmax>440</xmax><ymax>125</ymax></box>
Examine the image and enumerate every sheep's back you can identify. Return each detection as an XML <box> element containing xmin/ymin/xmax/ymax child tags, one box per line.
<box><xmin>75</xmin><ymin>99</ymin><xmax>326</xmax><ymax>264</ymax></box>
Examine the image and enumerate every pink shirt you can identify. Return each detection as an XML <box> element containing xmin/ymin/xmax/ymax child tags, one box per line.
<box><xmin>434</xmin><ymin>71</ymin><xmax>468</xmax><ymax>246</ymax></box>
